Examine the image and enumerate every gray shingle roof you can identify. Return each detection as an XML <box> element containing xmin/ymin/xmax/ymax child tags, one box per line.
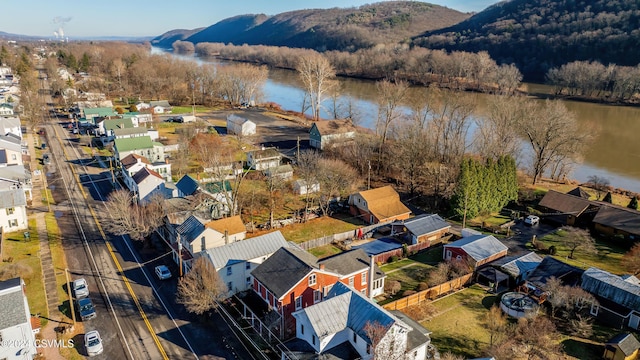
<box><xmin>0</xmin><ymin>278</ymin><xmax>28</xmax><ymax>330</ymax></box>
<box><xmin>176</xmin><ymin>215</ymin><xmax>205</xmax><ymax>244</ymax></box>
<box><xmin>401</xmin><ymin>214</ymin><xmax>450</xmax><ymax>237</ymax></box>
<box><xmin>607</xmin><ymin>333</ymin><xmax>640</xmax><ymax>356</ymax></box>
<box><xmin>581</xmin><ymin>267</ymin><xmax>640</xmax><ymax>312</ymax></box>
<box><xmin>206</xmin><ymin>231</ymin><xmax>289</xmax><ymax>269</ymax></box>
<box><xmin>319</xmin><ymin>248</ymin><xmax>384</xmax><ymax>280</ymax></box>
<box><xmin>444</xmin><ymin>234</ymin><xmax>508</xmax><ymax>262</ymax></box>
<box><xmin>527</xmin><ymin>257</ymin><xmax>584</xmax><ymax>289</ymax></box>
<box><xmin>176</xmin><ymin>175</ymin><xmax>199</xmax><ymax>196</ymax></box>
<box><xmin>251</xmin><ymin>247</ymin><xmax>318</xmax><ymax>299</ymax></box>
<box><xmin>593</xmin><ymin>205</ymin><xmax>640</xmax><ymax>237</ymax></box>
<box><xmin>0</xmin><ymin>188</ymin><xmax>26</xmax><ymax>208</ymax></box>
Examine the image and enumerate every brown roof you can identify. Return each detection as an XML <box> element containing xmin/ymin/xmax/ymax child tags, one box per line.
<box><xmin>205</xmin><ymin>215</ymin><xmax>246</xmax><ymax>235</ymax></box>
<box><xmin>359</xmin><ymin>186</ymin><xmax>411</xmax><ymax>221</ymax></box>
<box><xmin>538</xmin><ymin>190</ymin><xmax>593</xmax><ymax>215</ymax></box>
<box><xmin>593</xmin><ymin>205</ymin><xmax>640</xmax><ymax>236</ymax></box>
<box><xmin>121</xmin><ymin>153</ymin><xmax>150</xmax><ymax>169</ymax></box>
<box><xmin>567</xmin><ymin>187</ymin><xmax>591</xmax><ymax>199</ymax></box>
<box><xmin>313</xmin><ymin>119</ymin><xmax>357</xmax><ymax>135</ymax></box>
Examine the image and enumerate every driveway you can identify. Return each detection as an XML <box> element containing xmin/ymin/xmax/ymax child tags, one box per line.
<box><xmin>501</xmin><ymin>220</ymin><xmax>560</xmax><ymax>255</ymax></box>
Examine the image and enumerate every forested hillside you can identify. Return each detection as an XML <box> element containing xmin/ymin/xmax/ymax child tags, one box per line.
<box><xmin>152</xmin><ymin>2</ymin><xmax>471</xmax><ymax>51</ymax></box>
<box><xmin>150</xmin><ymin>28</ymin><xmax>204</xmax><ymax>48</ymax></box>
<box><xmin>414</xmin><ymin>0</ymin><xmax>640</xmax><ymax>81</ymax></box>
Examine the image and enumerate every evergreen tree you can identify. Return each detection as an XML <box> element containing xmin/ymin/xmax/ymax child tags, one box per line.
<box><xmin>80</xmin><ymin>53</ymin><xmax>90</xmax><ymax>72</ymax></box>
<box><xmin>0</xmin><ymin>45</ymin><xmax>8</xmax><ymax>66</ymax></box>
<box><xmin>603</xmin><ymin>192</ymin><xmax>613</xmax><ymax>203</ymax></box>
<box><xmin>628</xmin><ymin>196</ymin><xmax>638</xmax><ymax>210</ymax></box>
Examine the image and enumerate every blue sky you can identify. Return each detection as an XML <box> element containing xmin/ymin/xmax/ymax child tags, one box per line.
<box><xmin>0</xmin><ymin>0</ymin><xmax>499</xmax><ymax>38</ymax></box>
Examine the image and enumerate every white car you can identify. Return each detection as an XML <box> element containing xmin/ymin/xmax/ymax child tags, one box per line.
<box><xmin>155</xmin><ymin>265</ymin><xmax>172</xmax><ymax>280</ymax></box>
<box><xmin>524</xmin><ymin>215</ymin><xmax>540</xmax><ymax>226</ymax></box>
<box><xmin>85</xmin><ymin>330</ymin><xmax>103</xmax><ymax>356</ymax></box>
<box><xmin>73</xmin><ymin>278</ymin><xmax>89</xmax><ymax>299</ymax></box>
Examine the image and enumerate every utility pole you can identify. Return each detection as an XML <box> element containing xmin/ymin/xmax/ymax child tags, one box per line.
<box><xmin>65</xmin><ymin>268</ymin><xmax>76</xmax><ymax>330</ymax></box>
<box><xmin>178</xmin><ymin>234</ymin><xmax>183</xmax><ymax>278</ymax></box>
<box><xmin>296</xmin><ymin>136</ymin><xmax>300</xmax><ymax>164</ymax></box>
<box><xmin>367</xmin><ymin>160</ymin><xmax>371</xmax><ymax>190</ymax></box>
<box><xmin>109</xmin><ymin>157</ymin><xmax>115</xmax><ymax>186</ymax></box>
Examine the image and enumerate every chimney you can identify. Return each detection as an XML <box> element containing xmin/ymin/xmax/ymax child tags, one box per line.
<box><xmin>224</xmin><ymin>230</ymin><xmax>229</xmax><ymax>245</ymax></box>
<box><xmin>368</xmin><ymin>255</ymin><xmax>375</xmax><ymax>299</ymax></box>
<box><xmin>319</xmin><ymin>263</ymin><xmax>325</xmax><ymax>270</ymax></box>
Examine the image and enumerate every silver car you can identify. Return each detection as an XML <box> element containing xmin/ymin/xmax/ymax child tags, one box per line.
<box><xmin>73</xmin><ymin>278</ymin><xmax>89</xmax><ymax>298</ymax></box>
<box><xmin>85</xmin><ymin>330</ymin><xmax>103</xmax><ymax>356</ymax></box>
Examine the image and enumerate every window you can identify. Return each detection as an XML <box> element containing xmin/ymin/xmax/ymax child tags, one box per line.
<box><xmin>5</xmin><ymin>207</ymin><xmax>14</xmax><ymax>215</ymax></box>
<box><xmin>313</xmin><ymin>290</ymin><xmax>321</xmax><ymax>304</ymax></box>
<box><xmin>590</xmin><ymin>304</ymin><xmax>599</xmax><ymax>316</ymax></box>
<box><xmin>246</xmin><ymin>277</ymin><xmax>251</xmax><ymax>285</ymax></box>
<box><xmin>300</xmin><ymin>324</ymin><xmax>304</xmax><ymax>335</ymax></box>
<box><xmin>8</xmin><ymin>219</ymin><xmax>17</xmax><ymax>227</ymax></box>
<box><xmin>246</xmin><ymin>262</ymin><xmax>251</xmax><ymax>270</ymax></box>
<box><xmin>323</xmin><ymin>285</ymin><xmax>333</xmax><ymax>296</ymax></box>
<box><xmin>295</xmin><ymin>296</ymin><xmax>302</xmax><ymax>310</ymax></box>
<box><xmin>361</xmin><ymin>272</ymin><xmax>367</xmax><ymax>285</ymax></box>
<box><xmin>227</xmin><ymin>282</ymin><xmax>232</xmax><ymax>291</ymax></box>
<box><xmin>226</xmin><ymin>266</ymin><xmax>232</xmax><ymax>276</ymax></box>
<box><xmin>308</xmin><ymin>274</ymin><xmax>317</xmax><ymax>286</ymax></box>
<box><xmin>348</xmin><ymin>276</ymin><xmax>354</xmax><ymax>287</ymax></box>
<box><xmin>367</xmin><ymin>344</ymin><xmax>371</xmax><ymax>354</ymax></box>
<box><xmin>200</xmin><ymin>237</ymin><xmax>206</xmax><ymax>251</ymax></box>
<box><xmin>353</xmin><ymin>332</ymin><xmax>357</xmax><ymax>343</ymax></box>
<box><xmin>312</xmin><ymin>335</ymin><xmax>316</xmax><ymax>345</ymax></box>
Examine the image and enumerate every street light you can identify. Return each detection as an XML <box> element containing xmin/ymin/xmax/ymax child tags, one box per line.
<box><xmin>64</xmin><ymin>268</ymin><xmax>76</xmax><ymax>330</ymax></box>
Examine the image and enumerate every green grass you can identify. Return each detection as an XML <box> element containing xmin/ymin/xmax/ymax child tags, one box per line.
<box><xmin>171</xmin><ymin>105</ymin><xmax>211</xmax><ymax>114</ymax></box>
<box><xmin>45</xmin><ymin>213</ymin><xmax>73</xmax><ymax>321</ymax></box>
<box><xmin>308</xmin><ymin>245</ymin><xmax>342</xmax><ymax>259</ymax></box>
<box><xmin>534</xmin><ymin>230</ymin><xmax>627</xmax><ymax>274</ymax></box>
<box><xmin>278</xmin><ymin>216</ymin><xmax>359</xmax><ymax>243</ymax></box>
<box><xmin>385</xmin><ymin>262</ymin><xmax>435</xmax><ymax>294</ymax></box>
<box><xmin>380</xmin><ymin>258</ymin><xmax>415</xmax><ymax>272</ymax></box>
<box><xmin>421</xmin><ymin>285</ymin><xmax>494</xmax><ymax>358</ymax></box>
<box><xmin>0</xmin><ymin>220</ymin><xmax>48</xmax><ymax>325</ymax></box>
<box><xmin>409</xmin><ymin>245</ymin><xmax>445</xmax><ymax>265</ymax></box>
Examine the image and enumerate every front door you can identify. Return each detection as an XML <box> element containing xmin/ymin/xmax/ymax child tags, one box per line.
<box><xmin>629</xmin><ymin>313</ymin><xmax>640</xmax><ymax>330</ymax></box>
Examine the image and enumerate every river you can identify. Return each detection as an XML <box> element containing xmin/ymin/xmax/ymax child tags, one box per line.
<box><xmin>156</xmin><ymin>49</ymin><xmax>640</xmax><ymax>193</ymax></box>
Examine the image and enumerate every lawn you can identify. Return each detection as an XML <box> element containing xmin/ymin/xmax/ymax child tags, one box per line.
<box><xmin>0</xmin><ymin>220</ymin><xmax>48</xmax><ymax>325</ymax></box>
<box><xmin>277</xmin><ymin>216</ymin><xmax>359</xmax><ymax>243</ymax></box>
<box><xmin>383</xmin><ymin>261</ymin><xmax>435</xmax><ymax>296</ymax></box>
<box><xmin>534</xmin><ymin>229</ymin><xmax>628</xmax><ymax>274</ymax></box>
<box><xmin>421</xmin><ymin>285</ymin><xmax>494</xmax><ymax>358</ymax></box>
<box><xmin>46</xmin><ymin>213</ymin><xmax>73</xmax><ymax>321</ymax></box>
<box><xmin>171</xmin><ymin>105</ymin><xmax>212</xmax><ymax>114</ymax></box>
<box><xmin>308</xmin><ymin>244</ymin><xmax>342</xmax><ymax>259</ymax></box>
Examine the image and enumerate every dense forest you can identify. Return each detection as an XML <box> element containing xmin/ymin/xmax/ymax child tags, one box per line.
<box><xmin>152</xmin><ymin>2</ymin><xmax>471</xmax><ymax>51</ymax></box>
<box><xmin>415</xmin><ymin>0</ymin><xmax>640</xmax><ymax>81</ymax></box>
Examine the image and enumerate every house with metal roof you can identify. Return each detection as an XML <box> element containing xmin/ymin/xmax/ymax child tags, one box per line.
<box><xmin>0</xmin><ymin>116</ymin><xmax>22</xmax><ymax>139</ymax></box>
<box><xmin>518</xmin><ymin>257</ymin><xmax>584</xmax><ymax>304</ymax></box>
<box><xmin>226</xmin><ymin>114</ymin><xmax>256</xmax><ymax>136</ymax></box>
<box><xmin>205</xmin><ymin>230</ymin><xmax>288</xmax><ymax>297</ymax></box>
<box><xmin>492</xmin><ymin>252</ymin><xmax>543</xmax><ymax>285</ymax></box>
<box><xmin>114</xmin><ymin>135</ymin><xmax>165</xmax><ymax>162</ymax></box>
<box><xmin>443</xmin><ymin>233</ymin><xmax>508</xmax><ymax>269</ymax></box>
<box><xmin>391</xmin><ymin>214</ymin><xmax>451</xmax><ymax>246</ymax></box>
<box><xmin>581</xmin><ymin>267</ymin><xmax>640</xmax><ymax>330</ymax></box>
<box><xmin>309</xmin><ymin>119</ymin><xmax>357</xmax><ymax>150</ymax></box>
<box><xmin>83</xmin><ymin>107</ymin><xmax>117</xmax><ymax>122</ymax></box>
<box><xmin>348</xmin><ymin>186</ymin><xmax>411</xmax><ymax>224</ymax></box>
<box><xmin>252</xmin><ymin>247</ymin><xmax>385</xmax><ymax>338</ymax></box>
<box><xmin>121</xmin><ymin>153</ymin><xmax>171</xmax><ymax>184</ymax></box>
<box><xmin>0</xmin><ymin>278</ymin><xmax>38</xmax><ymax>360</ymax></box>
<box><xmin>604</xmin><ymin>333</ymin><xmax>640</xmax><ymax>360</ymax></box>
<box><xmin>130</xmin><ymin>167</ymin><xmax>167</xmax><ymax>203</ymax></box>
<box><xmin>289</xmin><ymin>282</ymin><xmax>430</xmax><ymax>360</ymax></box>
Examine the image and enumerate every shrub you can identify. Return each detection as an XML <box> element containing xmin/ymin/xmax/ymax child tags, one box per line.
<box><xmin>0</xmin><ymin>263</ymin><xmax>33</xmax><ymax>281</ymax></box>
<box><xmin>417</xmin><ymin>282</ymin><xmax>429</xmax><ymax>291</ymax></box>
<box><xmin>402</xmin><ymin>290</ymin><xmax>417</xmax><ymax>297</ymax></box>
<box><xmin>387</xmin><ymin>255</ymin><xmax>399</xmax><ymax>263</ymax></box>
<box><xmin>548</xmin><ymin>245</ymin><xmax>557</xmax><ymax>255</ymax></box>
<box><xmin>385</xmin><ymin>280</ymin><xmax>401</xmax><ymax>295</ymax></box>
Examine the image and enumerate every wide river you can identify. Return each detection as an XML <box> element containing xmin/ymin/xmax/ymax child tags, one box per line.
<box><xmin>158</xmin><ymin>49</ymin><xmax>640</xmax><ymax>193</ymax></box>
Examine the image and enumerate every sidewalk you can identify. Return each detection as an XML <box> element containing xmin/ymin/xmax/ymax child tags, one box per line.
<box><xmin>27</xmin><ymin>131</ymin><xmax>68</xmax><ymax>360</ymax></box>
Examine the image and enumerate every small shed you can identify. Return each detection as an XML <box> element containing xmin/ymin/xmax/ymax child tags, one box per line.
<box><xmin>604</xmin><ymin>333</ymin><xmax>640</xmax><ymax>360</ymax></box>
<box><xmin>227</xmin><ymin>114</ymin><xmax>256</xmax><ymax>136</ymax></box>
<box><xmin>293</xmin><ymin>179</ymin><xmax>319</xmax><ymax>195</ymax></box>
<box><xmin>179</xmin><ymin>115</ymin><xmax>196</xmax><ymax>123</ymax></box>
<box><xmin>264</xmin><ymin>165</ymin><xmax>293</xmax><ymax>180</ymax></box>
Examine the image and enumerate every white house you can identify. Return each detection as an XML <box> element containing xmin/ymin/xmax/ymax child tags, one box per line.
<box><xmin>0</xmin><ymin>116</ymin><xmax>22</xmax><ymax>139</ymax></box>
<box><xmin>175</xmin><ymin>215</ymin><xmax>224</xmax><ymax>256</ymax></box>
<box><xmin>0</xmin><ymin>278</ymin><xmax>38</xmax><ymax>360</ymax></box>
<box><xmin>0</xmin><ymin>187</ymin><xmax>28</xmax><ymax>232</ymax></box>
<box><xmin>289</xmin><ymin>282</ymin><xmax>430</xmax><ymax>360</ymax></box>
<box><xmin>264</xmin><ymin>165</ymin><xmax>293</xmax><ymax>180</ymax></box>
<box><xmin>150</xmin><ymin>100</ymin><xmax>172</xmax><ymax>114</ymax></box>
<box><xmin>293</xmin><ymin>179</ymin><xmax>320</xmax><ymax>195</ymax></box>
<box><xmin>247</xmin><ymin>148</ymin><xmax>281</xmax><ymax>171</ymax></box>
<box><xmin>135</xmin><ymin>102</ymin><xmax>151</xmax><ymax>111</ymax></box>
<box><xmin>121</xmin><ymin>153</ymin><xmax>171</xmax><ymax>183</ymax></box>
<box><xmin>203</xmin><ymin>215</ymin><xmax>247</xmax><ymax>246</ymax></box>
<box><xmin>114</xmin><ymin>136</ymin><xmax>165</xmax><ymax>162</ymax></box>
<box><xmin>205</xmin><ymin>230</ymin><xmax>288</xmax><ymax>297</ymax></box>
<box><xmin>0</xmin><ymin>103</ymin><xmax>14</xmax><ymax>116</ymax></box>
<box><xmin>130</xmin><ymin>167</ymin><xmax>167</xmax><ymax>203</ymax></box>
<box><xmin>226</xmin><ymin>114</ymin><xmax>256</xmax><ymax>136</ymax></box>
<box><xmin>0</xmin><ymin>134</ymin><xmax>24</xmax><ymax>166</ymax></box>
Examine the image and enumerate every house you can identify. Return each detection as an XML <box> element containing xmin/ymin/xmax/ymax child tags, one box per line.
<box><xmin>309</xmin><ymin>119</ymin><xmax>357</xmax><ymax>150</ymax></box>
<box><xmin>0</xmin><ymin>278</ymin><xmax>38</xmax><ymax>360</ymax></box>
<box><xmin>0</xmin><ymin>166</ymin><xmax>32</xmax><ymax>203</ymax></box>
<box><xmin>581</xmin><ymin>267</ymin><xmax>640</xmax><ymax>330</ymax></box>
<box><xmin>519</xmin><ymin>257</ymin><xmax>584</xmax><ymax>303</ymax></box>
<box><xmin>114</xmin><ymin>136</ymin><xmax>165</xmax><ymax>162</ymax></box>
<box><xmin>567</xmin><ymin>186</ymin><xmax>591</xmax><ymax>199</ymax></box>
<box><xmin>391</xmin><ymin>214</ymin><xmax>451</xmax><ymax>246</ymax></box>
<box><xmin>538</xmin><ymin>190</ymin><xmax>600</xmax><ymax>226</ymax></box>
<box><xmin>203</xmin><ymin>215</ymin><xmax>247</xmax><ymax>246</ymax></box>
<box><xmin>135</xmin><ymin>102</ymin><xmax>151</xmax><ymax>111</ymax></box>
<box><xmin>205</xmin><ymin>230</ymin><xmax>288</xmax><ymax>297</ymax></box>
<box><xmin>592</xmin><ymin>205</ymin><xmax>640</xmax><ymax>240</ymax></box>
<box><xmin>130</xmin><ymin>167</ymin><xmax>167</xmax><ymax>203</ymax></box>
<box><xmin>227</xmin><ymin>114</ymin><xmax>256</xmax><ymax>136</ymax></box>
<box><xmin>101</xmin><ymin>117</ymin><xmax>136</xmax><ymax>136</ymax></box>
<box><xmin>0</xmin><ymin>116</ymin><xmax>22</xmax><ymax>139</ymax></box>
<box><xmin>0</xmin><ymin>185</ymin><xmax>28</xmax><ymax>232</ymax></box>
<box><xmin>247</xmin><ymin>148</ymin><xmax>281</xmax><ymax>170</ymax></box>
<box><xmin>150</xmin><ymin>100</ymin><xmax>172</xmax><ymax>114</ymax></box>
<box><xmin>121</xmin><ymin>154</ymin><xmax>171</xmax><ymax>183</ymax></box>
<box><xmin>293</xmin><ymin>179</ymin><xmax>320</xmax><ymax>195</ymax></box>
<box><xmin>264</xmin><ymin>165</ymin><xmax>293</xmax><ymax>180</ymax></box>
<box><xmin>492</xmin><ymin>252</ymin><xmax>543</xmax><ymax>285</ymax></box>
<box><xmin>0</xmin><ymin>103</ymin><xmax>14</xmax><ymax>116</ymax></box>
<box><xmin>0</xmin><ymin>133</ymin><xmax>24</xmax><ymax>166</ymax></box>
<box><xmin>122</xmin><ymin>112</ymin><xmax>153</xmax><ymax>126</ymax></box>
<box><xmin>349</xmin><ymin>186</ymin><xmax>411</xmax><ymax>224</ymax></box>
<box><xmin>83</xmin><ymin>107</ymin><xmax>117</xmax><ymax>122</ymax></box>
<box><xmin>251</xmin><ymin>247</ymin><xmax>385</xmax><ymax>338</ymax></box>
<box><xmin>175</xmin><ymin>174</ymin><xmax>200</xmax><ymax>197</ymax></box>
<box><xmin>288</xmin><ymin>282</ymin><xmax>430</xmax><ymax>360</ymax></box>
<box><xmin>603</xmin><ymin>333</ymin><xmax>640</xmax><ymax>360</ymax></box>
<box><xmin>443</xmin><ymin>233</ymin><xmax>508</xmax><ymax>269</ymax></box>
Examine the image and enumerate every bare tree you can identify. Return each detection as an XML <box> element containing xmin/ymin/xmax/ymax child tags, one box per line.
<box><xmin>375</xmin><ymin>79</ymin><xmax>410</xmax><ymax>148</ymax></box>
<box><xmin>101</xmin><ymin>190</ymin><xmax>165</xmax><ymax>242</ymax></box>
<box><xmin>177</xmin><ymin>256</ymin><xmax>226</xmax><ymax>315</ymax></box>
<box><xmin>558</xmin><ymin>226</ymin><xmax>597</xmax><ymax>259</ymax></box>
<box><xmin>474</xmin><ymin>95</ymin><xmax>523</xmax><ymax>162</ymax></box>
<box><xmin>296</xmin><ymin>52</ymin><xmax>336</xmax><ymax>120</ymax></box>
<box><xmin>296</xmin><ymin>150</ymin><xmax>320</xmax><ymax>222</ymax></box>
<box><xmin>440</xmin><ymin>353</ymin><xmax>465</xmax><ymax>360</ymax></box>
<box><xmin>364</xmin><ymin>321</ymin><xmax>405</xmax><ymax>360</ymax></box>
<box><xmin>218</xmin><ymin>63</ymin><xmax>268</xmax><ymax>106</ymax></box>
<box><xmin>316</xmin><ymin>158</ymin><xmax>359</xmax><ymax>216</ymax></box>
<box><xmin>587</xmin><ymin>175</ymin><xmax>610</xmax><ymax>200</ymax></box>
<box><xmin>622</xmin><ymin>243</ymin><xmax>640</xmax><ymax>275</ymax></box>
<box><xmin>485</xmin><ymin>305</ymin><xmax>507</xmax><ymax>347</ymax></box>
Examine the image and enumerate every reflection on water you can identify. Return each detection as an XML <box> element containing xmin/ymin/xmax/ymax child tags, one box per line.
<box><xmin>158</xmin><ymin>49</ymin><xmax>640</xmax><ymax>193</ymax></box>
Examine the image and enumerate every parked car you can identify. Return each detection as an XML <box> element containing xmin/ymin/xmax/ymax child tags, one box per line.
<box><xmin>73</xmin><ymin>278</ymin><xmax>89</xmax><ymax>298</ymax></box>
<box><xmin>84</xmin><ymin>330</ymin><xmax>103</xmax><ymax>356</ymax></box>
<box><xmin>155</xmin><ymin>265</ymin><xmax>172</xmax><ymax>280</ymax></box>
<box><xmin>42</xmin><ymin>153</ymin><xmax>51</xmax><ymax>165</ymax></box>
<box><xmin>524</xmin><ymin>215</ymin><xmax>540</xmax><ymax>226</ymax></box>
<box><xmin>77</xmin><ymin>298</ymin><xmax>96</xmax><ymax>321</ymax></box>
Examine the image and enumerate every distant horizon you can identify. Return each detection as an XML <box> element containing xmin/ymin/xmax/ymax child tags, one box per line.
<box><xmin>0</xmin><ymin>0</ymin><xmax>499</xmax><ymax>38</ymax></box>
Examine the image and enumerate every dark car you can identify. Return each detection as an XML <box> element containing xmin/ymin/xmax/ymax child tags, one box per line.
<box><xmin>42</xmin><ymin>153</ymin><xmax>51</xmax><ymax>165</ymax></box>
<box><xmin>77</xmin><ymin>298</ymin><xmax>96</xmax><ymax>321</ymax></box>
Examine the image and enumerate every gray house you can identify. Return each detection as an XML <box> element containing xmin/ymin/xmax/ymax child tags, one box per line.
<box><xmin>581</xmin><ymin>267</ymin><xmax>640</xmax><ymax>330</ymax></box>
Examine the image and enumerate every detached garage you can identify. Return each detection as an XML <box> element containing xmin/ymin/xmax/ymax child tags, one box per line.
<box><xmin>227</xmin><ymin>114</ymin><xmax>256</xmax><ymax>136</ymax></box>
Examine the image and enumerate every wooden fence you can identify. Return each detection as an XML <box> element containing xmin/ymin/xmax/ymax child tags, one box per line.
<box><xmin>382</xmin><ymin>273</ymin><xmax>473</xmax><ymax>311</ymax></box>
<box><xmin>373</xmin><ymin>234</ymin><xmax>453</xmax><ymax>264</ymax></box>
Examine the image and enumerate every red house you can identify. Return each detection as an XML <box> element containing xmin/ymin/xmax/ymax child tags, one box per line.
<box><xmin>251</xmin><ymin>247</ymin><xmax>385</xmax><ymax>338</ymax></box>
<box><xmin>443</xmin><ymin>233</ymin><xmax>508</xmax><ymax>269</ymax></box>
<box><xmin>348</xmin><ymin>186</ymin><xmax>411</xmax><ymax>224</ymax></box>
